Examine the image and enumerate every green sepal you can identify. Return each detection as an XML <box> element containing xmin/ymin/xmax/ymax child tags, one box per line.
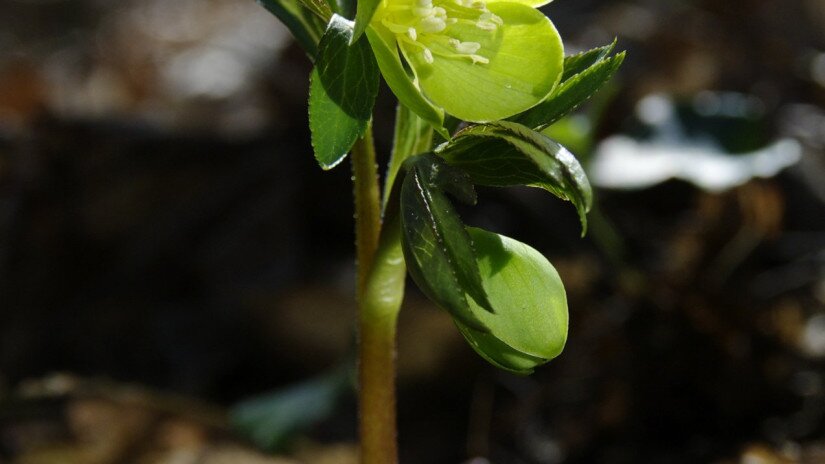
<box><xmin>399</xmin><ymin>2</ymin><xmax>564</xmax><ymax>123</ymax></box>
<box><xmin>455</xmin><ymin>321</ymin><xmax>547</xmax><ymax>375</ymax></box>
<box><xmin>309</xmin><ymin>15</ymin><xmax>379</xmax><ymax>169</ymax></box>
<box><xmin>400</xmin><ymin>154</ymin><xmax>495</xmax><ymax>331</ymax></box>
<box><xmin>454</xmin><ymin>227</ymin><xmax>568</xmax><ymax>374</ymax></box>
<box><xmin>512</xmin><ymin>45</ymin><xmax>625</xmax><ymax>131</ymax></box>
<box><xmin>365</xmin><ymin>25</ymin><xmax>447</xmax><ymax>137</ymax></box>
<box><xmin>352</xmin><ymin>0</ymin><xmax>381</xmax><ymax>42</ymax></box>
<box><xmin>437</xmin><ymin>120</ymin><xmax>592</xmax><ymax>234</ymax></box>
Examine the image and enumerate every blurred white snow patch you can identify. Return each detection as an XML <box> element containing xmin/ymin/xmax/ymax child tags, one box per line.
<box><xmin>591</xmin><ymin>93</ymin><xmax>801</xmax><ymax>192</ymax></box>
<box><xmin>591</xmin><ymin>136</ymin><xmax>801</xmax><ymax>192</ymax></box>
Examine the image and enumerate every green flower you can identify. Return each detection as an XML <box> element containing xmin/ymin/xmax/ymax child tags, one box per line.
<box><xmin>365</xmin><ymin>0</ymin><xmax>563</xmax><ymax>123</ymax></box>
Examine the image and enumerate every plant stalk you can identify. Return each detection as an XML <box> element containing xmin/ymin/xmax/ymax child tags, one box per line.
<box><xmin>353</xmin><ymin>126</ymin><xmax>382</xmax><ymax>291</ymax></box>
<box><xmin>352</xmin><ymin>126</ymin><xmax>402</xmax><ymax>464</ymax></box>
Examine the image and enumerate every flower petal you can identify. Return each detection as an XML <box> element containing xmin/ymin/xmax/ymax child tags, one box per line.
<box><xmin>366</xmin><ymin>25</ymin><xmax>447</xmax><ymax>133</ymax></box>
<box><xmin>400</xmin><ymin>2</ymin><xmax>563</xmax><ymax>122</ymax></box>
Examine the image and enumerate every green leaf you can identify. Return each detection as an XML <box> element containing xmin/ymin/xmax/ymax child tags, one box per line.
<box><xmin>400</xmin><ymin>154</ymin><xmax>494</xmax><ymax>331</ymax></box>
<box><xmin>352</xmin><ymin>0</ymin><xmax>381</xmax><ymax>42</ymax></box>
<box><xmin>561</xmin><ymin>40</ymin><xmax>616</xmax><ymax>81</ymax></box>
<box><xmin>438</xmin><ymin>120</ymin><xmax>592</xmax><ymax>234</ymax></box>
<box><xmin>309</xmin><ymin>15</ymin><xmax>379</xmax><ymax>169</ymax></box>
<box><xmin>257</xmin><ymin>0</ymin><xmax>324</xmax><ymax>57</ymax></box>
<box><xmin>512</xmin><ymin>50</ymin><xmax>625</xmax><ymax>130</ymax></box>
<box><xmin>398</xmin><ymin>2</ymin><xmax>563</xmax><ymax>122</ymax></box>
<box><xmin>383</xmin><ymin>103</ymin><xmax>434</xmax><ymax>210</ymax></box>
<box><xmin>364</xmin><ymin>25</ymin><xmax>447</xmax><ymax>136</ymax></box>
<box><xmin>230</xmin><ymin>365</ymin><xmax>349</xmax><ymax>451</ymax></box>
<box><xmin>456</xmin><ymin>227</ymin><xmax>568</xmax><ymax>374</ymax></box>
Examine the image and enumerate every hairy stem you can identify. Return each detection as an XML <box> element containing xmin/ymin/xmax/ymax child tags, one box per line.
<box><xmin>353</xmin><ymin>126</ymin><xmax>401</xmax><ymax>464</ymax></box>
<box><xmin>353</xmin><ymin>107</ymin><xmax>431</xmax><ymax>464</ymax></box>
<box><xmin>353</xmin><ymin>126</ymin><xmax>382</xmax><ymax>293</ymax></box>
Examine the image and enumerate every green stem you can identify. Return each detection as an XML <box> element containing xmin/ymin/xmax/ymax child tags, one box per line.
<box><xmin>353</xmin><ymin>107</ymin><xmax>432</xmax><ymax>464</ymax></box>
<box><xmin>353</xmin><ymin>126</ymin><xmax>382</xmax><ymax>294</ymax></box>
<box><xmin>353</xmin><ymin>126</ymin><xmax>403</xmax><ymax>464</ymax></box>
<box><xmin>358</xmin><ymin>218</ymin><xmax>405</xmax><ymax>464</ymax></box>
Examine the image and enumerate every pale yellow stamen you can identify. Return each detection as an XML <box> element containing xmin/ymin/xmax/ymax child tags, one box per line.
<box><xmin>475</xmin><ymin>21</ymin><xmax>496</xmax><ymax>30</ymax></box>
<box><xmin>419</xmin><ymin>16</ymin><xmax>447</xmax><ymax>32</ymax></box>
<box><xmin>475</xmin><ymin>11</ymin><xmax>502</xmax><ymax>30</ymax></box>
<box><xmin>455</xmin><ymin>41</ymin><xmax>481</xmax><ymax>54</ymax></box>
<box><xmin>380</xmin><ymin>0</ymin><xmax>501</xmax><ymax>66</ymax></box>
<box><xmin>480</xmin><ymin>11</ymin><xmax>503</xmax><ymax>24</ymax></box>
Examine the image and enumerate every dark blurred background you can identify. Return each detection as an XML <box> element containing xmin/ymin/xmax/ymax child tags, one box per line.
<box><xmin>1</xmin><ymin>0</ymin><xmax>825</xmax><ymax>463</ymax></box>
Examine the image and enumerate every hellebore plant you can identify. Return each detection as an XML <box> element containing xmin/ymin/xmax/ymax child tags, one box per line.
<box><xmin>255</xmin><ymin>0</ymin><xmax>624</xmax><ymax>460</ymax></box>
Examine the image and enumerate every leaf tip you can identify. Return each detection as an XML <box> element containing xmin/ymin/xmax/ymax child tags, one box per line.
<box><xmin>434</xmin><ymin>125</ymin><xmax>451</xmax><ymax>140</ymax></box>
<box><xmin>319</xmin><ymin>156</ymin><xmax>348</xmax><ymax>170</ymax></box>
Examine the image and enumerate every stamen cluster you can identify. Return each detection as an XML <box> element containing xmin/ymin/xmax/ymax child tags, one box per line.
<box><xmin>377</xmin><ymin>0</ymin><xmax>504</xmax><ymax>65</ymax></box>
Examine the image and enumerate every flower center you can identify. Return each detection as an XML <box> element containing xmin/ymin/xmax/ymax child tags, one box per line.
<box><xmin>377</xmin><ymin>0</ymin><xmax>503</xmax><ymax>65</ymax></box>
